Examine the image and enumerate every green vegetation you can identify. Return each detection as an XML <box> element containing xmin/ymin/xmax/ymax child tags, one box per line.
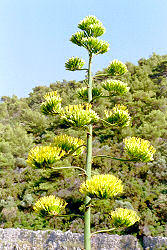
<box><xmin>0</xmin><ymin>51</ymin><xmax>167</xmax><ymax>238</ymax></box>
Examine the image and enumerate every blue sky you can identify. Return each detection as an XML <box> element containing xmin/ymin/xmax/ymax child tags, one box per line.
<box><xmin>0</xmin><ymin>0</ymin><xmax>167</xmax><ymax>98</ymax></box>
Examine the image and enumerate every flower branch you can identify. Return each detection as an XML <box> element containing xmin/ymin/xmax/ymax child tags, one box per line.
<box><xmin>52</xmin><ymin>166</ymin><xmax>87</xmax><ymax>175</ymax></box>
<box><xmin>91</xmin><ymin>227</ymin><xmax>116</xmax><ymax>236</ymax></box>
<box><xmin>93</xmin><ymin>155</ymin><xmax>137</xmax><ymax>162</ymax></box>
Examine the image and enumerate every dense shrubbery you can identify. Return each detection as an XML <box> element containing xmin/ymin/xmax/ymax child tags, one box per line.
<box><xmin>0</xmin><ymin>53</ymin><xmax>167</xmax><ymax>236</ymax></box>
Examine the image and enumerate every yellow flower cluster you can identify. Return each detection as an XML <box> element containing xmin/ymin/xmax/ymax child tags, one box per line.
<box><xmin>105</xmin><ymin>104</ymin><xmax>131</xmax><ymax>127</ymax></box>
<box><xmin>81</xmin><ymin>37</ymin><xmax>109</xmax><ymax>55</ymax></box>
<box><xmin>102</xmin><ymin>80</ymin><xmax>129</xmax><ymax>96</ymax></box>
<box><xmin>79</xmin><ymin>174</ymin><xmax>123</xmax><ymax>199</ymax></box>
<box><xmin>26</xmin><ymin>146</ymin><xmax>65</xmax><ymax>168</ymax></box>
<box><xmin>77</xmin><ymin>87</ymin><xmax>102</xmax><ymax>101</ymax></box>
<box><xmin>41</xmin><ymin>91</ymin><xmax>62</xmax><ymax>115</ymax></box>
<box><xmin>110</xmin><ymin>208</ymin><xmax>140</xmax><ymax>227</ymax></box>
<box><xmin>70</xmin><ymin>16</ymin><xmax>109</xmax><ymax>55</ymax></box>
<box><xmin>123</xmin><ymin>137</ymin><xmax>156</xmax><ymax>162</ymax></box>
<box><xmin>106</xmin><ymin>59</ymin><xmax>128</xmax><ymax>76</ymax></box>
<box><xmin>61</xmin><ymin>103</ymin><xmax>99</xmax><ymax>127</ymax></box>
<box><xmin>65</xmin><ymin>57</ymin><xmax>85</xmax><ymax>71</ymax></box>
<box><xmin>33</xmin><ymin>195</ymin><xmax>67</xmax><ymax>217</ymax></box>
<box><xmin>78</xmin><ymin>15</ymin><xmax>106</xmax><ymax>37</ymax></box>
<box><xmin>54</xmin><ymin>134</ymin><xmax>85</xmax><ymax>156</ymax></box>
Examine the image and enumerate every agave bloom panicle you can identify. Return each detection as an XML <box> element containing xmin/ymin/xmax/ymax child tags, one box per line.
<box><xmin>78</xmin><ymin>15</ymin><xmax>106</xmax><ymax>37</ymax></box>
<box><xmin>110</xmin><ymin>208</ymin><xmax>140</xmax><ymax>227</ymax></box>
<box><xmin>41</xmin><ymin>91</ymin><xmax>62</xmax><ymax>115</ymax></box>
<box><xmin>123</xmin><ymin>137</ymin><xmax>156</xmax><ymax>162</ymax></box>
<box><xmin>81</xmin><ymin>37</ymin><xmax>109</xmax><ymax>54</ymax></box>
<box><xmin>77</xmin><ymin>87</ymin><xmax>103</xmax><ymax>101</ymax></box>
<box><xmin>80</xmin><ymin>174</ymin><xmax>123</xmax><ymax>199</ymax></box>
<box><xmin>105</xmin><ymin>104</ymin><xmax>131</xmax><ymax>127</ymax></box>
<box><xmin>65</xmin><ymin>57</ymin><xmax>85</xmax><ymax>71</ymax></box>
<box><xmin>54</xmin><ymin>134</ymin><xmax>85</xmax><ymax>156</ymax></box>
<box><xmin>33</xmin><ymin>195</ymin><xmax>67</xmax><ymax>217</ymax></box>
<box><xmin>26</xmin><ymin>145</ymin><xmax>66</xmax><ymax>168</ymax></box>
<box><xmin>61</xmin><ymin>103</ymin><xmax>99</xmax><ymax>127</ymax></box>
<box><xmin>70</xmin><ymin>15</ymin><xmax>109</xmax><ymax>55</ymax></box>
<box><xmin>102</xmin><ymin>79</ymin><xmax>129</xmax><ymax>96</ymax></box>
<box><xmin>106</xmin><ymin>59</ymin><xmax>128</xmax><ymax>76</ymax></box>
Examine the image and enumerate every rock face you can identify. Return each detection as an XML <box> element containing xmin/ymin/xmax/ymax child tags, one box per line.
<box><xmin>143</xmin><ymin>236</ymin><xmax>167</xmax><ymax>250</ymax></box>
<box><xmin>0</xmin><ymin>228</ymin><xmax>140</xmax><ymax>250</ymax></box>
<box><xmin>0</xmin><ymin>228</ymin><xmax>166</xmax><ymax>249</ymax></box>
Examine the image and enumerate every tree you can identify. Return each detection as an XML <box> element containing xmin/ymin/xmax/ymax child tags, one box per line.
<box><xmin>27</xmin><ymin>16</ymin><xmax>155</xmax><ymax>250</ymax></box>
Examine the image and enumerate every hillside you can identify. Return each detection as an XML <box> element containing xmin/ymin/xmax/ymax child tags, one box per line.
<box><xmin>0</xmin><ymin>53</ymin><xmax>167</xmax><ymax>237</ymax></box>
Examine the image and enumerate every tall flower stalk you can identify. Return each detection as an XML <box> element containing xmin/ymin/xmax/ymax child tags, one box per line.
<box><xmin>66</xmin><ymin>17</ymin><xmax>109</xmax><ymax>248</ymax></box>
<box><xmin>84</xmin><ymin>53</ymin><xmax>93</xmax><ymax>250</ymax></box>
<box><xmin>27</xmin><ymin>16</ymin><xmax>156</xmax><ymax>250</ymax></box>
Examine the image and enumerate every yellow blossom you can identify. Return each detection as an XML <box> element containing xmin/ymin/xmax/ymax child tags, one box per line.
<box><xmin>54</xmin><ymin>134</ymin><xmax>85</xmax><ymax>156</ymax></box>
<box><xmin>123</xmin><ymin>137</ymin><xmax>156</xmax><ymax>162</ymax></box>
<box><xmin>33</xmin><ymin>195</ymin><xmax>67</xmax><ymax>217</ymax></box>
<box><xmin>61</xmin><ymin>103</ymin><xmax>99</xmax><ymax>127</ymax></box>
<box><xmin>65</xmin><ymin>57</ymin><xmax>85</xmax><ymax>71</ymax></box>
<box><xmin>78</xmin><ymin>15</ymin><xmax>106</xmax><ymax>37</ymax></box>
<box><xmin>105</xmin><ymin>104</ymin><xmax>131</xmax><ymax>127</ymax></box>
<box><xmin>26</xmin><ymin>145</ymin><xmax>65</xmax><ymax>168</ymax></box>
<box><xmin>41</xmin><ymin>91</ymin><xmax>62</xmax><ymax>115</ymax></box>
<box><xmin>106</xmin><ymin>59</ymin><xmax>128</xmax><ymax>76</ymax></box>
<box><xmin>110</xmin><ymin>208</ymin><xmax>140</xmax><ymax>227</ymax></box>
<box><xmin>77</xmin><ymin>87</ymin><xmax>103</xmax><ymax>101</ymax></box>
<box><xmin>102</xmin><ymin>79</ymin><xmax>129</xmax><ymax>95</ymax></box>
<box><xmin>80</xmin><ymin>174</ymin><xmax>123</xmax><ymax>199</ymax></box>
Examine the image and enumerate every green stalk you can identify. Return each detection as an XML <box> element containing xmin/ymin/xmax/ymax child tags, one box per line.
<box><xmin>84</xmin><ymin>53</ymin><xmax>92</xmax><ymax>250</ymax></box>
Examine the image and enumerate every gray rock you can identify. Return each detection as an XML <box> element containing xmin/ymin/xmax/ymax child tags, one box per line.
<box><xmin>0</xmin><ymin>228</ymin><xmax>141</xmax><ymax>250</ymax></box>
<box><xmin>143</xmin><ymin>236</ymin><xmax>167</xmax><ymax>250</ymax></box>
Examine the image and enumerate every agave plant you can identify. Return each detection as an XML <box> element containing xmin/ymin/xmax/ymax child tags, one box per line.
<box><xmin>28</xmin><ymin>16</ymin><xmax>156</xmax><ymax>250</ymax></box>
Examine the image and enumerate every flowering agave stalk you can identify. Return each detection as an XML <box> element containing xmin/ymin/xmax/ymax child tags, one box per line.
<box><xmin>65</xmin><ymin>15</ymin><xmax>110</xmax><ymax>249</ymax></box>
<box><xmin>27</xmin><ymin>16</ymin><xmax>156</xmax><ymax>250</ymax></box>
<box><xmin>65</xmin><ymin>16</ymin><xmax>154</xmax><ymax>249</ymax></box>
<box><xmin>65</xmin><ymin>15</ymin><xmax>137</xmax><ymax>250</ymax></box>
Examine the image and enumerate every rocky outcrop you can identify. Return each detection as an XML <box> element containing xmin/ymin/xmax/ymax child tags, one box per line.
<box><xmin>143</xmin><ymin>236</ymin><xmax>167</xmax><ymax>249</ymax></box>
<box><xmin>0</xmin><ymin>228</ymin><xmax>166</xmax><ymax>249</ymax></box>
<box><xmin>0</xmin><ymin>228</ymin><xmax>140</xmax><ymax>250</ymax></box>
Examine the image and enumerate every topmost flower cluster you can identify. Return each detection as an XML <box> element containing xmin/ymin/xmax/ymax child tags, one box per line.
<box><xmin>78</xmin><ymin>15</ymin><xmax>106</xmax><ymax>37</ymax></box>
<box><xmin>70</xmin><ymin>15</ymin><xmax>109</xmax><ymax>55</ymax></box>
